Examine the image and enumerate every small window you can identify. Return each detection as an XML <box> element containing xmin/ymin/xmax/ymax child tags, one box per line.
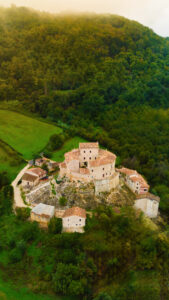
<box><xmin>76</xmin><ymin>224</ymin><xmax>78</xmax><ymax>226</ymax></box>
<box><xmin>103</xmin><ymin>168</ymin><xmax>104</xmax><ymax>171</ymax></box>
<box><xmin>90</xmin><ymin>157</ymin><xmax>91</xmax><ymax>160</ymax></box>
<box><xmin>90</xmin><ymin>150</ymin><xmax>91</xmax><ymax>153</ymax></box>
<box><xmin>95</xmin><ymin>157</ymin><xmax>96</xmax><ymax>160</ymax></box>
<box><xmin>92</xmin><ymin>169</ymin><xmax>93</xmax><ymax>172</ymax></box>
<box><xmin>84</xmin><ymin>157</ymin><xmax>85</xmax><ymax>160</ymax></box>
<box><xmin>84</xmin><ymin>151</ymin><xmax>86</xmax><ymax>153</ymax></box>
<box><xmin>79</xmin><ymin>219</ymin><xmax>81</xmax><ymax>221</ymax></box>
<box><xmin>103</xmin><ymin>174</ymin><xmax>105</xmax><ymax>177</ymax></box>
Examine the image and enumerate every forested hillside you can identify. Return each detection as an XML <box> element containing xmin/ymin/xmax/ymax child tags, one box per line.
<box><xmin>0</xmin><ymin>6</ymin><xmax>169</xmax><ymax>216</ymax></box>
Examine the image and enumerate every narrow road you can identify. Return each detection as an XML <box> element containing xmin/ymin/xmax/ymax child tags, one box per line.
<box><xmin>12</xmin><ymin>164</ymin><xmax>30</xmax><ymax>208</ymax></box>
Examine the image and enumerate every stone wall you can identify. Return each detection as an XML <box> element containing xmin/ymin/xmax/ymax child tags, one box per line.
<box><xmin>94</xmin><ymin>172</ymin><xmax>119</xmax><ymax>195</ymax></box>
<box><xmin>134</xmin><ymin>198</ymin><xmax>159</xmax><ymax>218</ymax></box>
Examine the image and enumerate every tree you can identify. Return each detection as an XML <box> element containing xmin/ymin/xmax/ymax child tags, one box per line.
<box><xmin>59</xmin><ymin>196</ymin><xmax>67</xmax><ymax>207</ymax></box>
<box><xmin>48</xmin><ymin>217</ymin><xmax>62</xmax><ymax>234</ymax></box>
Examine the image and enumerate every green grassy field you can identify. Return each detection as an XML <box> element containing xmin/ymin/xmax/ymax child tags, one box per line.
<box><xmin>0</xmin><ymin>276</ymin><xmax>71</xmax><ymax>300</ymax></box>
<box><xmin>51</xmin><ymin>137</ymin><xmax>87</xmax><ymax>162</ymax></box>
<box><xmin>0</xmin><ymin>110</ymin><xmax>62</xmax><ymax>160</ymax></box>
<box><xmin>0</xmin><ymin>139</ymin><xmax>25</xmax><ymax>181</ymax></box>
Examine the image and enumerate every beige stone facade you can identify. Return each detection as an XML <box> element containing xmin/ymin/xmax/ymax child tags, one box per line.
<box><xmin>31</xmin><ymin>203</ymin><xmax>55</xmax><ymax>227</ymax></box>
<box><xmin>134</xmin><ymin>193</ymin><xmax>160</xmax><ymax>218</ymax></box>
<box><xmin>117</xmin><ymin>168</ymin><xmax>149</xmax><ymax>194</ymax></box>
<box><xmin>22</xmin><ymin>167</ymin><xmax>47</xmax><ymax>189</ymax></box>
<box><xmin>59</xmin><ymin>142</ymin><xmax>119</xmax><ymax>193</ymax></box>
<box><xmin>62</xmin><ymin>207</ymin><xmax>86</xmax><ymax>233</ymax></box>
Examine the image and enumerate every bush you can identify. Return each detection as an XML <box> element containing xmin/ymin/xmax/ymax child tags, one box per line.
<box><xmin>48</xmin><ymin>217</ymin><xmax>62</xmax><ymax>234</ymax></box>
<box><xmin>59</xmin><ymin>196</ymin><xmax>67</xmax><ymax>207</ymax></box>
<box><xmin>16</xmin><ymin>207</ymin><xmax>31</xmax><ymax>221</ymax></box>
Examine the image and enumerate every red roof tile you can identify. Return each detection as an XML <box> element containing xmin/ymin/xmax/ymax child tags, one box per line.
<box><xmin>63</xmin><ymin>207</ymin><xmax>86</xmax><ymax>218</ymax></box>
<box><xmin>79</xmin><ymin>142</ymin><xmax>99</xmax><ymax>149</ymax></box>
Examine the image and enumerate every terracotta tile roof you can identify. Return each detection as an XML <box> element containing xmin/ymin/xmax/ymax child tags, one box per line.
<box><xmin>27</xmin><ymin>168</ymin><xmax>47</xmax><ymax>177</ymax></box>
<box><xmin>65</xmin><ymin>149</ymin><xmax>80</xmax><ymax>162</ymax></box>
<box><xmin>117</xmin><ymin>168</ymin><xmax>149</xmax><ymax>189</ymax></box>
<box><xmin>63</xmin><ymin>207</ymin><xmax>86</xmax><ymax>218</ymax></box>
<box><xmin>117</xmin><ymin>168</ymin><xmax>137</xmax><ymax>176</ymax></box>
<box><xmin>136</xmin><ymin>193</ymin><xmax>160</xmax><ymax>202</ymax></box>
<box><xmin>80</xmin><ymin>168</ymin><xmax>90</xmax><ymax>175</ymax></box>
<box><xmin>22</xmin><ymin>173</ymin><xmax>38</xmax><ymax>182</ymax></box>
<box><xmin>89</xmin><ymin>150</ymin><xmax>116</xmax><ymax>167</ymax></box>
<box><xmin>130</xmin><ymin>175</ymin><xmax>149</xmax><ymax>188</ymax></box>
<box><xmin>79</xmin><ymin>142</ymin><xmax>99</xmax><ymax>149</ymax></box>
<box><xmin>32</xmin><ymin>203</ymin><xmax>55</xmax><ymax>218</ymax></box>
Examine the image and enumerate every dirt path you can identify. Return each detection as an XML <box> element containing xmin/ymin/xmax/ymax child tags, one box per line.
<box><xmin>12</xmin><ymin>164</ymin><xmax>30</xmax><ymax>208</ymax></box>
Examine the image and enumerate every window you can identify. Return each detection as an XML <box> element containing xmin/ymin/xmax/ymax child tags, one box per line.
<box><xmin>76</xmin><ymin>224</ymin><xmax>78</xmax><ymax>226</ymax></box>
<box><xmin>89</xmin><ymin>157</ymin><xmax>91</xmax><ymax>160</ymax></box>
<box><xmin>103</xmin><ymin>168</ymin><xmax>104</xmax><ymax>170</ymax></box>
<box><xmin>92</xmin><ymin>169</ymin><xmax>93</xmax><ymax>172</ymax></box>
<box><xmin>84</xmin><ymin>157</ymin><xmax>85</xmax><ymax>160</ymax></box>
<box><xmin>144</xmin><ymin>189</ymin><xmax>147</xmax><ymax>191</ymax></box>
<box><xmin>84</xmin><ymin>151</ymin><xmax>86</xmax><ymax>153</ymax></box>
<box><xmin>90</xmin><ymin>150</ymin><xmax>91</xmax><ymax>153</ymax></box>
<box><xmin>95</xmin><ymin>157</ymin><xmax>96</xmax><ymax>160</ymax></box>
<box><xmin>79</xmin><ymin>219</ymin><xmax>81</xmax><ymax>221</ymax></box>
<box><xmin>103</xmin><ymin>174</ymin><xmax>105</xmax><ymax>177</ymax></box>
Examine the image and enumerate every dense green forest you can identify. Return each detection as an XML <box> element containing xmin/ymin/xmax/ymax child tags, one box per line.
<box><xmin>0</xmin><ymin>185</ymin><xmax>169</xmax><ymax>299</ymax></box>
<box><xmin>0</xmin><ymin>6</ymin><xmax>168</xmax><ymax>216</ymax></box>
<box><xmin>0</xmin><ymin>6</ymin><xmax>169</xmax><ymax>299</ymax></box>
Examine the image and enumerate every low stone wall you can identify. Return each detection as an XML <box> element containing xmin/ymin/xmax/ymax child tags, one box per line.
<box><xmin>55</xmin><ymin>209</ymin><xmax>65</xmax><ymax>218</ymax></box>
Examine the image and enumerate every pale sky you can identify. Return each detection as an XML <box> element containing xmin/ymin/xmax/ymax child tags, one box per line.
<box><xmin>0</xmin><ymin>0</ymin><xmax>169</xmax><ymax>37</ymax></box>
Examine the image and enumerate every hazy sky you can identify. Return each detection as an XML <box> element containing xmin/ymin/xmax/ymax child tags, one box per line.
<box><xmin>0</xmin><ymin>0</ymin><xmax>169</xmax><ymax>37</ymax></box>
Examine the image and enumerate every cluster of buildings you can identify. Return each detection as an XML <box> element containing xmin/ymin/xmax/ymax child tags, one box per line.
<box><xmin>59</xmin><ymin>142</ymin><xmax>119</xmax><ymax>194</ymax></box>
<box><xmin>19</xmin><ymin>142</ymin><xmax>160</xmax><ymax>233</ymax></box>
<box><xmin>31</xmin><ymin>203</ymin><xmax>86</xmax><ymax>233</ymax></box>
<box><xmin>117</xmin><ymin>167</ymin><xmax>160</xmax><ymax>218</ymax></box>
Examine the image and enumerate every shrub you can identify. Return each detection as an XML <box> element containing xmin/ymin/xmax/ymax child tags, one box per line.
<box><xmin>48</xmin><ymin>217</ymin><xmax>62</xmax><ymax>234</ymax></box>
<box><xmin>59</xmin><ymin>196</ymin><xmax>67</xmax><ymax>206</ymax></box>
<box><xmin>16</xmin><ymin>207</ymin><xmax>31</xmax><ymax>221</ymax></box>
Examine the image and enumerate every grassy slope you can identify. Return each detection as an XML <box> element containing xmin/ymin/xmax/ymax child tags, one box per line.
<box><xmin>51</xmin><ymin>137</ymin><xmax>87</xmax><ymax>162</ymax></box>
<box><xmin>0</xmin><ymin>110</ymin><xmax>62</xmax><ymax>160</ymax></box>
<box><xmin>0</xmin><ymin>139</ymin><xmax>25</xmax><ymax>181</ymax></box>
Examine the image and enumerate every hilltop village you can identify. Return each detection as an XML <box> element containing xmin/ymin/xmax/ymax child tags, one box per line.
<box><xmin>13</xmin><ymin>142</ymin><xmax>160</xmax><ymax>232</ymax></box>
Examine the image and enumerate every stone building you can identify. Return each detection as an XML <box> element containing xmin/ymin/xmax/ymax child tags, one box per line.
<box><xmin>62</xmin><ymin>206</ymin><xmax>86</xmax><ymax>233</ymax></box>
<box><xmin>22</xmin><ymin>167</ymin><xmax>47</xmax><ymax>188</ymax></box>
<box><xmin>59</xmin><ymin>142</ymin><xmax>119</xmax><ymax>194</ymax></box>
<box><xmin>117</xmin><ymin>168</ymin><xmax>149</xmax><ymax>194</ymax></box>
<box><xmin>31</xmin><ymin>203</ymin><xmax>55</xmax><ymax>227</ymax></box>
<box><xmin>134</xmin><ymin>193</ymin><xmax>160</xmax><ymax>218</ymax></box>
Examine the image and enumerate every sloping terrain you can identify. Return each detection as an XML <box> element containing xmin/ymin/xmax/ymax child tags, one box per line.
<box><xmin>0</xmin><ymin>110</ymin><xmax>62</xmax><ymax>159</ymax></box>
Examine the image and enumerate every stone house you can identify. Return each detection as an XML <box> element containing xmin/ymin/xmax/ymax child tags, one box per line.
<box><xmin>117</xmin><ymin>168</ymin><xmax>149</xmax><ymax>194</ymax></box>
<box><xmin>62</xmin><ymin>207</ymin><xmax>86</xmax><ymax>233</ymax></box>
<box><xmin>35</xmin><ymin>157</ymin><xmax>58</xmax><ymax>171</ymax></box>
<box><xmin>59</xmin><ymin>142</ymin><xmax>119</xmax><ymax>193</ymax></box>
<box><xmin>22</xmin><ymin>167</ymin><xmax>47</xmax><ymax>188</ymax></box>
<box><xmin>31</xmin><ymin>203</ymin><xmax>55</xmax><ymax>227</ymax></box>
<box><xmin>22</xmin><ymin>173</ymin><xmax>39</xmax><ymax>188</ymax></box>
<box><xmin>134</xmin><ymin>193</ymin><xmax>160</xmax><ymax>218</ymax></box>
